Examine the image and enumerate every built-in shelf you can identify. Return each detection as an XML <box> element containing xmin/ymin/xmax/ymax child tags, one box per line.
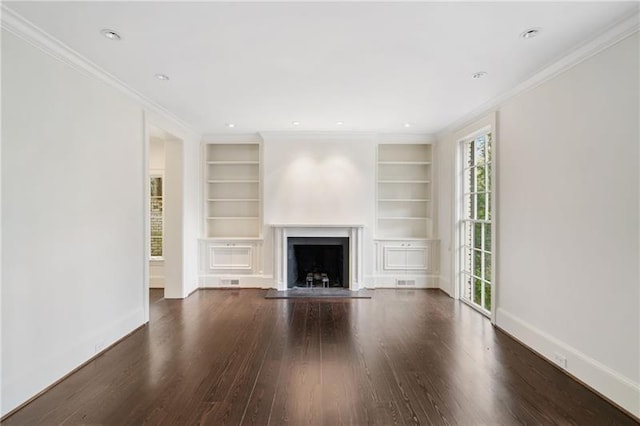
<box><xmin>206</xmin><ymin>143</ymin><xmax>261</xmax><ymax>238</ymax></box>
<box><xmin>377</xmin><ymin>144</ymin><xmax>433</xmax><ymax>239</ymax></box>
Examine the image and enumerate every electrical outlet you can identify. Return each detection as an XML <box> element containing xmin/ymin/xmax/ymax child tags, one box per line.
<box><xmin>553</xmin><ymin>352</ymin><xmax>567</xmax><ymax>369</ymax></box>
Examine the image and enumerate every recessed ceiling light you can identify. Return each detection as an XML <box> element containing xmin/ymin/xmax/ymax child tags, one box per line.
<box><xmin>100</xmin><ymin>29</ymin><xmax>121</xmax><ymax>41</ymax></box>
<box><xmin>521</xmin><ymin>28</ymin><xmax>542</xmax><ymax>39</ymax></box>
<box><xmin>292</xmin><ymin>121</ymin><xmax>300</xmax><ymax>126</ymax></box>
<box><xmin>472</xmin><ymin>71</ymin><xmax>488</xmax><ymax>79</ymax></box>
<box><xmin>404</xmin><ymin>123</ymin><xmax>412</xmax><ymax>128</ymax></box>
<box><xmin>155</xmin><ymin>73</ymin><xmax>170</xmax><ymax>81</ymax></box>
<box><xmin>226</xmin><ymin>123</ymin><xmax>235</xmax><ymax>128</ymax></box>
<box><xmin>336</xmin><ymin>121</ymin><xmax>344</xmax><ymax>126</ymax></box>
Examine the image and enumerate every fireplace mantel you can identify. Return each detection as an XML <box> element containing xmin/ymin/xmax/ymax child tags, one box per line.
<box><xmin>271</xmin><ymin>224</ymin><xmax>364</xmax><ymax>291</ymax></box>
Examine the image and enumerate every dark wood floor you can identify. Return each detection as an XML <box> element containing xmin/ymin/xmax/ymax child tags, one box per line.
<box><xmin>3</xmin><ymin>289</ymin><xmax>636</xmax><ymax>425</ymax></box>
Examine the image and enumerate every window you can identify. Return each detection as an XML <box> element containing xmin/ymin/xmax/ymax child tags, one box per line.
<box><xmin>459</xmin><ymin>132</ymin><xmax>493</xmax><ymax>314</ymax></box>
<box><xmin>150</xmin><ymin>176</ymin><xmax>163</xmax><ymax>259</ymax></box>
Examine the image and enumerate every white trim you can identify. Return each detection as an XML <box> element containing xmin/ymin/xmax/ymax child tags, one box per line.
<box><xmin>142</xmin><ymin>114</ymin><xmax>151</xmax><ymax>322</ymax></box>
<box><xmin>0</xmin><ymin>5</ymin><xmax>199</xmax><ymax>137</ymax></box>
<box><xmin>272</xmin><ymin>225</ymin><xmax>364</xmax><ymax>291</ymax></box>
<box><xmin>437</xmin><ymin>12</ymin><xmax>639</xmax><ymax>138</ymax></box>
<box><xmin>497</xmin><ymin>308</ymin><xmax>640</xmax><ymax>418</ymax></box>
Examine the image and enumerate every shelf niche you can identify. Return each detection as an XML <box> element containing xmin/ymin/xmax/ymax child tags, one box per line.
<box><xmin>377</xmin><ymin>144</ymin><xmax>433</xmax><ymax>239</ymax></box>
<box><xmin>206</xmin><ymin>143</ymin><xmax>261</xmax><ymax>238</ymax></box>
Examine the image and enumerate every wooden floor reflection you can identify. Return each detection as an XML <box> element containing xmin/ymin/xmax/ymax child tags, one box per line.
<box><xmin>3</xmin><ymin>289</ymin><xmax>636</xmax><ymax>425</ymax></box>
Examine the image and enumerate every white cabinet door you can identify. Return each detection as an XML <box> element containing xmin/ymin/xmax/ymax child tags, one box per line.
<box><xmin>405</xmin><ymin>247</ymin><xmax>428</xmax><ymax>271</ymax></box>
<box><xmin>211</xmin><ymin>247</ymin><xmax>235</xmax><ymax>269</ymax></box>
<box><xmin>209</xmin><ymin>245</ymin><xmax>253</xmax><ymax>271</ymax></box>
<box><xmin>379</xmin><ymin>241</ymin><xmax>431</xmax><ymax>273</ymax></box>
<box><xmin>384</xmin><ymin>247</ymin><xmax>407</xmax><ymax>270</ymax></box>
<box><xmin>231</xmin><ymin>246</ymin><xmax>253</xmax><ymax>270</ymax></box>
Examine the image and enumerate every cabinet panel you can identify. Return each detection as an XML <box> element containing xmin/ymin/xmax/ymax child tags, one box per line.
<box><xmin>210</xmin><ymin>247</ymin><xmax>234</xmax><ymax>269</ymax></box>
<box><xmin>384</xmin><ymin>247</ymin><xmax>407</xmax><ymax>270</ymax></box>
<box><xmin>406</xmin><ymin>247</ymin><xmax>428</xmax><ymax>270</ymax></box>
<box><xmin>377</xmin><ymin>240</ymin><xmax>434</xmax><ymax>274</ymax></box>
<box><xmin>209</xmin><ymin>246</ymin><xmax>253</xmax><ymax>270</ymax></box>
<box><xmin>232</xmin><ymin>246</ymin><xmax>253</xmax><ymax>269</ymax></box>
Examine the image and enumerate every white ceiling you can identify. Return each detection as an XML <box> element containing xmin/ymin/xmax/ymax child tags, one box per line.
<box><xmin>6</xmin><ymin>1</ymin><xmax>638</xmax><ymax>134</ymax></box>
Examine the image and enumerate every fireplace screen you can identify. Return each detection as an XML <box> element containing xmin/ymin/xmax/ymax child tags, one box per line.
<box><xmin>287</xmin><ymin>237</ymin><xmax>349</xmax><ymax>288</ymax></box>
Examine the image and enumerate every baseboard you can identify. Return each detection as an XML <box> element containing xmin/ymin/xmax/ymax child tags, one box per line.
<box><xmin>199</xmin><ymin>274</ymin><xmax>275</xmax><ymax>289</ymax></box>
<box><xmin>497</xmin><ymin>308</ymin><xmax>640</xmax><ymax>419</ymax></box>
<box><xmin>365</xmin><ymin>274</ymin><xmax>439</xmax><ymax>289</ymax></box>
<box><xmin>1</xmin><ymin>307</ymin><xmax>145</xmax><ymax>418</ymax></box>
<box><xmin>200</xmin><ymin>274</ymin><xmax>442</xmax><ymax>290</ymax></box>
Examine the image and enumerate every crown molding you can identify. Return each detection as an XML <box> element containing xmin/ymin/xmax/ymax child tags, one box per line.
<box><xmin>1</xmin><ymin>5</ymin><xmax>200</xmax><ymax>137</ymax></box>
<box><xmin>257</xmin><ymin>131</ymin><xmax>435</xmax><ymax>143</ymax></box>
<box><xmin>201</xmin><ymin>133</ymin><xmax>263</xmax><ymax>144</ymax></box>
<box><xmin>259</xmin><ymin>131</ymin><xmax>378</xmax><ymax>141</ymax></box>
<box><xmin>377</xmin><ymin>133</ymin><xmax>435</xmax><ymax>144</ymax></box>
<box><xmin>437</xmin><ymin>10</ymin><xmax>640</xmax><ymax>139</ymax></box>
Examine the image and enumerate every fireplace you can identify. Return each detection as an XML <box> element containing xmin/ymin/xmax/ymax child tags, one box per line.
<box><xmin>272</xmin><ymin>224</ymin><xmax>364</xmax><ymax>291</ymax></box>
<box><xmin>287</xmin><ymin>237</ymin><xmax>349</xmax><ymax>288</ymax></box>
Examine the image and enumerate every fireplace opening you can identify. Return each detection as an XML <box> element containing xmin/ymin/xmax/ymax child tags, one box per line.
<box><xmin>287</xmin><ymin>237</ymin><xmax>349</xmax><ymax>288</ymax></box>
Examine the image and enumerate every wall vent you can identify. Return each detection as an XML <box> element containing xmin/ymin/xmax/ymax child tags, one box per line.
<box><xmin>397</xmin><ymin>279</ymin><xmax>416</xmax><ymax>286</ymax></box>
<box><xmin>222</xmin><ymin>279</ymin><xmax>240</xmax><ymax>286</ymax></box>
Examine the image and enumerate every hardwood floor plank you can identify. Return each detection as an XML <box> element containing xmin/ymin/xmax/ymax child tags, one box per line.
<box><xmin>2</xmin><ymin>289</ymin><xmax>637</xmax><ymax>426</ymax></box>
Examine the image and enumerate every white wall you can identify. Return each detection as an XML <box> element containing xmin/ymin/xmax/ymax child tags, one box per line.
<box><xmin>163</xmin><ymin>138</ymin><xmax>184</xmax><ymax>299</ymax></box>
<box><xmin>182</xmin><ymin>132</ymin><xmax>200</xmax><ymax>297</ymax></box>
<box><xmin>438</xmin><ymin>33</ymin><xmax>639</xmax><ymax>416</ymax></box>
<box><xmin>262</xmin><ymin>133</ymin><xmax>376</xmax><ymax>225</ymax></box>
<box><xmin>261</xmin><ymin>133</ymin><xmax>377</xmax><ymax>280</ymax></box>
<box><xmin>1</xmin><ymin>31</ymin><xmax>146</xmax><ymax>415</ymax></box>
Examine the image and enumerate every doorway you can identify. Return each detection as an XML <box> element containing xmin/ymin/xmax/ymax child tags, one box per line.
<box><xmin>145</xmin><ymin>123</ymin><xmax>184</xmax><ymax>321</ymax></box>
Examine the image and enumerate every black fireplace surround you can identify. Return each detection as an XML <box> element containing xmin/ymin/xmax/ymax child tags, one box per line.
<box><xmin>287</xmin><ymin>237</ymin><xmax>349</xmax><ymax>288</ymax></box>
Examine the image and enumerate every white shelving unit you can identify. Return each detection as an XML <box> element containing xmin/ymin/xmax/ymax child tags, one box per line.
<box><xmin>206</xmin><ymin>144</ymin><xmax>261</xmax><ymax>238</ymax></box>
<box><xmin>377</xmin><ymin>144</ymin><xmax>433</xmax><ymax>239</ymax></box>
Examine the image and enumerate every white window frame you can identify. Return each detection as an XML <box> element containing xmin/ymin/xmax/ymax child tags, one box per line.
<box><xmin>452</xmin><ymin>114</ymin><xmax>497</xmax><ymax>324</ymax></box>
<box><xmin>150</xmin><ymin>174</ymin><xmax>164</xmax><ymax>260</ymax></box>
